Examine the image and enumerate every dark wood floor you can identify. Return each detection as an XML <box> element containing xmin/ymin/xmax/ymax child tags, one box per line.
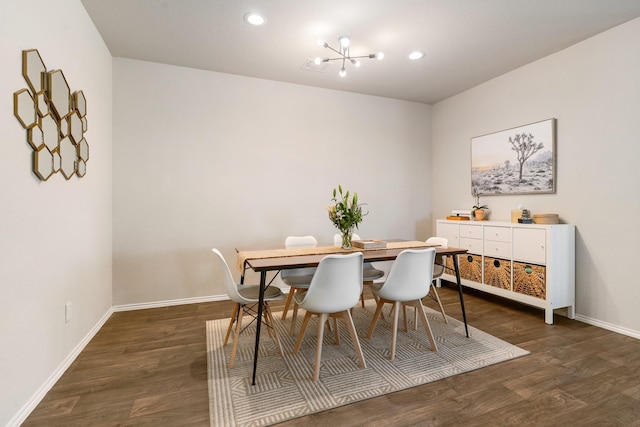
<box><xmin>23</xmin><ymin>283</ymin><xmax>640</xmax><ymax>426</ymax></box>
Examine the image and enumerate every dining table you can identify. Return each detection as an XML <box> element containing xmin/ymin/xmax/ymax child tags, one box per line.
<box><xmin>236</xmin><ymin>240</ymin><xmax>469</xmax><ymax>385</ymax></box>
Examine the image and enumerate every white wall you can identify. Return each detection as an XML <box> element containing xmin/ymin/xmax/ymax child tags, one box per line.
<box><xmin>112</xmin><ymin>58</ymin><xmax>432</xmax><ymax>306</ymax></box>
<box><xmin>432</xmin><ymin>18</ymin><xmax>640</xmax><ymax>335</ymax></box>
<box><xmin>0</xmin><ymin>1</ymin><xmax>112</xmax><ymax>425</ymax></box>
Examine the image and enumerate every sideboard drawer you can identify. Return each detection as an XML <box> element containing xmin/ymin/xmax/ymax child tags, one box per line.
<box><xmin>484</xmin><ymin>240</ymin><xmax>512</xmax><ymax>258</ymax></box>
<box><xmin>460</xmin><ymin>237</ymin><xmax>483</xmax><ymax>254</ymax></box>
<box><xmin>513</xmin><ymin>228</ymin><xmax>546</xmax><ymax>264</ymax></box>
<box><xmin>484</xmin><ymin>226</ymin><xmax>511</xmax><ymax>242</ymax></box>
<box><xmin>460</xmin><ymin>224</ymin><xmax>483</xmax><ymax>239</ymax></box>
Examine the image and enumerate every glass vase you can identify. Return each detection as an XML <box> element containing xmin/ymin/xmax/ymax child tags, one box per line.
<box><xmin>341</xmin><ymin>228</ymin><xmax>353</xmax><ymax>249</ymax></box>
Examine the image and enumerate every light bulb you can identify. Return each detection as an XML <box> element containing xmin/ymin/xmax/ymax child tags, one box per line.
<box><xmin>376</xmin><ymin>52</ymin><xmax>384</xmax><ymax>60</ymax></box>
<box><xmin>339</xmin><ymin>36</ymin><xmax>350</xmax><ymax>48</ymax></box>
<box><xmin>409</xmin><ymin>51</ymin><xmax>425</xmax><ymax>60</ymax></box>
<box><xmin>314</xmin><ymin>57</ymin><xmax>322</xmax><ymax>65</ymax></box>
<box><xmin>351</xmin><ymin>59</ymin><xmax>361</xmax><ymax>67</ymax></box>
<box><xmin>317</xmin><ymin>38</ymin><xmax>326</xmax><ymax>47</ymax></box>
<box><xmin>243</xmin><ymin>12</ymin><xmax>265</xmax><ymax>26</ymax></box>
<box><xmin>339</xmin><ymin>67</ymin><xmax>347</xmax><ymax>77</ymax></box>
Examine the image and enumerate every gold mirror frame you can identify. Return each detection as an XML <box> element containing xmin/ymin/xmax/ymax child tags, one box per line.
<box><xmin>59</xmin><ymin>136</ymin><xmax>76</xmax><ymax>180</ymax></box>
<box><xmin>34</xmin><ymin>145</ymin><xmax>54</xmax><ymax>181</ymax></box>
<box><xmin>14</xmin><ymin>49</ymin><xmax>89</xmax><ymax>181</ymax></box>
<box><xmin>22</xmin><ymin>50</ymin><xmax>46</xmax><ymax>94</ymax></box>
<box><xmin>14</xmin><ymin>89</ymin><xmax>36</xmax><ymax>129</ymax></box>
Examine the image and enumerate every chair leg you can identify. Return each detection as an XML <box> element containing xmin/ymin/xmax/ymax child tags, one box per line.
<box><xmin>312</xmin><ymin>313</ymin><xmax>328</xmax><ymax>381</ymax></box>
<box><xmin>229</xmin><ymin>305</ymin><xmax>245</xmax><ymax>368</ymax></box>
<box><xmin>402</xmin><ymin>304</ymin><xmax>409</xmax><ymax>333</ymax></box>
<box><xmin>366</xmin><ymin>298</ymin><xmax>386</xmax><ymax>339</ymax></box>
<box><xmin>342</xmin><ymin>310</ymin><xmax>366</xmax><ymax>369</ymax></box>
<box><xmin>289</xmin><ymin>289</ymin><xmax>302</xmax><ymax>336</ymax></box>
<box><xmin>224</xmin><ymin>303</ymin><xmax>240</xmax><ymax>346</ymax></box>
<box><xmin>333</xmin><ymin>317</ymin><xmax>340</xmax><ymax>345</ymax></box>
<box><xmin>293</xmin><ymin>311</ymin><xmax>313</xmax><ymax>354</ymax></box>
<box><xmin>413</xmin><ymin>300</ymin><xmax>438</xmax><ymax>352</ymax></box>
<box><xmin>390</xmin><ymin>301</ymin><xmax>400</xmax><ymax>361</ymax></box>
<box><xmin>281</xmin><ymin>290</ymin><xmax>295</xmax><ymax>320</ymax></box>
<box><xmin>430</xmin><ymin>282</ymin><xmax>448</xmax><ymax>324</ymax></box>
<box><xmin>264</xmin><ymin>303</ymin><xmax>284</xmax><ymax>357</ymax></box>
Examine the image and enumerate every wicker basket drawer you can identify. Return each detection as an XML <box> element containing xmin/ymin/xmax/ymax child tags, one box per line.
<box><xmin>513</xmin><ymin>261</ymin><xmax>546</xmax><ymax>299</ymax></box>
<box><xmin>484</xmin><ymin>257</ymin><xmax>511</xmax><ymax>290</ymax></box>
<box><xmin>446</xmin><ymin>253</ymin><xmax>482</xmax><ymax>282</ymax></box>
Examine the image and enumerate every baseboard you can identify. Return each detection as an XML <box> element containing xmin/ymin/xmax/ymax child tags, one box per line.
<box><xmin>7</xmin><ymin>307</ymin><xmax>114</xmax><ymax>427</ymax></box>
<box><xmin>113</xmin><ymin>294</ymin><xmax>229</xmax><ymax>312</ymax></box>
<box><xmin>574</xmin><ymin>314</ymin><xmax>640</xmax><ymax>340</ymax></box>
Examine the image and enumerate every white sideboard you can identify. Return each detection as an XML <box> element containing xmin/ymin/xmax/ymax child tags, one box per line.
<box><xmin>436</xmin><ymin>219</ymin><xmax>575</xmax><ymax>324</ymax></box>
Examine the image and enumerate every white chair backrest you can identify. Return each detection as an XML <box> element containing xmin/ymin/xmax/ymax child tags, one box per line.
<box><xmin>426</xmin><ymin>236</ymin><xmax>448</xmax><ymax>248</ymax></box>
<box><xmin>212</xmin><ymin>248</ymin><xmax>247</xmax><ymax>304</ymax></box>
<box><xmin>282</xmin><ymin>235</ymin><xmax>317</xmax><ymax>279</ymax></box>
<box><xmin>285</xmin><ymin>235</ymin><xmax>318</xmax><ymax>248</ymax></box>
<box><xmin>377</xmin><ymin>248</ymin><xmax>436</xmax><ymax>302</ymax></box>
<box><xmin>333</xmin><ymin>233</ymin><xmax>361</xmax><ymax>246</ymax></box>
<box><xmin>298</xmin><ymin>252</ymin><xmax>363</xmax><ymax>313</ymax></box>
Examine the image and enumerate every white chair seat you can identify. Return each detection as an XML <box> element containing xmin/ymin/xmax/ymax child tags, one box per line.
<box><xmin>281</xmin><ymin>274</ymin><xmax>314</xmax><ymax>288</ymax></box>
<box><xmin>237</xmin><ymin>285</ymin><xmax>283</xmax><ymax>300</ymax></box>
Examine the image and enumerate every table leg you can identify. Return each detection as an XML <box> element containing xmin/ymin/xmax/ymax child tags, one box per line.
<box><xmin>252</xmin><ymin>270</ymin><xmax>267</xmax><ymax>385</ymax></box>
<box><xmin>452</xmin><ymin>254</ymin><xmax>470</xmax><ymax>338</ymax></box>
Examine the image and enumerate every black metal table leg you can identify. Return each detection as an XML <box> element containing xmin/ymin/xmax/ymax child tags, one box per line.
<box><xmin>251</xmin><ymin>270</ymin><xmax>267</xmax><ymax>385</ymax></box>
<box><xmin>452</xmin><ymin>254</ymin><xmax>470</xmax><ymax>337</ymax></box>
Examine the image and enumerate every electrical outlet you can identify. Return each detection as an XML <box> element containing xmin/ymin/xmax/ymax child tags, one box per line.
<box><xmin>65</xmin><ymin>302</ymin><xmax>72</xmax><ymax>323</ymax></box>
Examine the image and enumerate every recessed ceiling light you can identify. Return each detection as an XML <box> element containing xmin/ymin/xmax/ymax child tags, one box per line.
<box><xmin>408</xmin><ymin>51</ymin><xmax>425</xmax><ymax>60</ymax></box>
<box><xmin>244</xmin><ymin>12</ymin><xmax>265</xmax><ymax>26</ymax></box>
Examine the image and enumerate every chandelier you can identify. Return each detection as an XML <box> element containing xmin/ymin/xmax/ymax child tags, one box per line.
<box><xmin>314</xmin><ymin>36</ymin><xmax>384</xmax><ymax>77</ymax></box>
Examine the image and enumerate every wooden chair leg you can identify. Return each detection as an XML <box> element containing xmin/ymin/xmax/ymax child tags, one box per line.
<box><xmin>342</xmin><ymin>310</ymin><xmax>366</xmax><ymax>369</ymax></box>
<box><xmin>430</xmin><ymin>283</ymin><xmax>448</xmax><ymax>323</ymax></box>
<box><xmin>265</xmin><ymin>303</ymin><xmax>284</xmax><ymax>357</ymax></box>
<box><xmin>402</xmin><ymin>304</ymin><xmax>409</xmax><ymax>333</ymax></box>
<box><xmin>414</xmin><ymin>300</ymin><xmax>438</xmax><ymax>352</ymax></box>
<box><xmin>281</xmin><ymin>290</ymin><xmax>294</xmax><ymax>320</ymax></box>
<box><xmin>293</xmin><ymin>311</ymin><xmax>313</xmax><ymax>354</ymax></box>
<box><xmin>224</xmin><ymin>303</ymin><xmax>240</xmax><ymax>346</ymax></box>
<box><xmin>366</xmin><ymin>298</ymin><xmax>386</xmax><ymax>339</ymax></box>
<box><xmin>229</xmin><ymin>305</ymin><xmax>245</xmax><ymax>368</ymax></box>
<box><xmin>390</xmin><ymin>301</ymin><xmax>400</xmax><ymax>361</ymax></box>
<box><xmin>312</xmin><ymin>313</ymin><xmax>328</xmax><ymax>381</ymax></box>
<box><xmin>289</xmin><ymin>289</ymin><xmax>303</xmax><ymax>336</ymax></box>
<box><xmin>333</xmin><ymin>317</ymin><xmax>340</xmax><ymax>345</ymax></box>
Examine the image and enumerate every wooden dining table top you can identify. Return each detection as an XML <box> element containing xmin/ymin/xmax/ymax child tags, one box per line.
<box><xmin>237</xmin><ymin>240</ymin><xmax>468</xmax><ymax>272</ymax></box>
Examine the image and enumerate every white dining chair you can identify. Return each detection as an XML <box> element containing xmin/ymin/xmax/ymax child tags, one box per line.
<box><xmin>212</xmin><ymin>248</ymin><xmax>285</xmax><ymax>368</ymax></box>
<box><xmin>366</xmin><ymin>248</ymin><xmax>438</xmax><ymax>360</ymax></box>
<box><xmin>424</xmin><ymin>237</ymin><xmax>449</xmax><ymax>324</ymax></box>
<box><xmin>280</xmin><ymin>235</ymin><xmax>318</xmax><ymax>335</ymax></box>
<box><xmin>292</xmin><ymin>252</ymin><xmax>366</xmax><ymax>381</ymax></box>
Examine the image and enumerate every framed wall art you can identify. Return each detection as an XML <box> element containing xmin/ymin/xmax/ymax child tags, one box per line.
<box><xmin>471</xmin><ymin>118</ymin><xmax>556</xmax><ymax>196</ymax></box>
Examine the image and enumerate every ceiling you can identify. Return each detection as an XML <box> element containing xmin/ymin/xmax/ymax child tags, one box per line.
<box><xmin>80</xmin><ymin>0</ymin><xmax>640</xmax><ymax>104</ymax></box>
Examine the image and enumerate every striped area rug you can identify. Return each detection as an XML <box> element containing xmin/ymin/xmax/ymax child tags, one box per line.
<box><xmin>207</xmin><ymin>300</ymin><xmax>528</xmax><ymax>427</ymax></box>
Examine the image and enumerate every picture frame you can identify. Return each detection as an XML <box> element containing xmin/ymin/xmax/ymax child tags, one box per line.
<box><xmin>471</xmin><ymin>118</ymin><xmax>556</xmax><ymax>196</ymax></box>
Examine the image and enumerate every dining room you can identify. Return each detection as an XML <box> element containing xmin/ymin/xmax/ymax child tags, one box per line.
<box><xmin>3</xmin><ymin>1</ymin><xmax>640</xmax><ymax>425</ymax></box>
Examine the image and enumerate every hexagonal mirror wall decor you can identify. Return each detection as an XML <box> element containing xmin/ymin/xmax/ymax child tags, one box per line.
<box><xmin>13</xmin><ymin>49</ymin><xmax>89</xmax><ymax>181</ymax></box>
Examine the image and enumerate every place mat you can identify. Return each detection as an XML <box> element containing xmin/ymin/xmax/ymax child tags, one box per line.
<box><xmin>207</xmin><ymin>301</ymin><xmax>529</xmax><ymax>426</ymax></box>
<box><xmin>236</xmin><ymin>241</ymin><xmax>434</xmax><ymax>271</ymax></box>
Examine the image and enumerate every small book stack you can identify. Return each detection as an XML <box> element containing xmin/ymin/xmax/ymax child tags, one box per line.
<box><xmin>352</xmin><ymin>240</ymin><xmax>387</xmax><ymax>250</ymax></box>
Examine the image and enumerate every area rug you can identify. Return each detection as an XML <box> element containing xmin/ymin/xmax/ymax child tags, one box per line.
<box><xmin>207</xmin><ymin>300</ymin><xmax>528</xmax><ymax>427</ymax></box>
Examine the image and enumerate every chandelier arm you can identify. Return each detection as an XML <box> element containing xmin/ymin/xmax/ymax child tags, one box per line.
<box><xmin>324</xmin><ymin>44</ymin><xmax>344</xmax><ymax>57</ymax></box>
<box><xmin>349</xmin><ymin>54</ymin><xmax>377</xmax><ymax>60</ymax></box>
